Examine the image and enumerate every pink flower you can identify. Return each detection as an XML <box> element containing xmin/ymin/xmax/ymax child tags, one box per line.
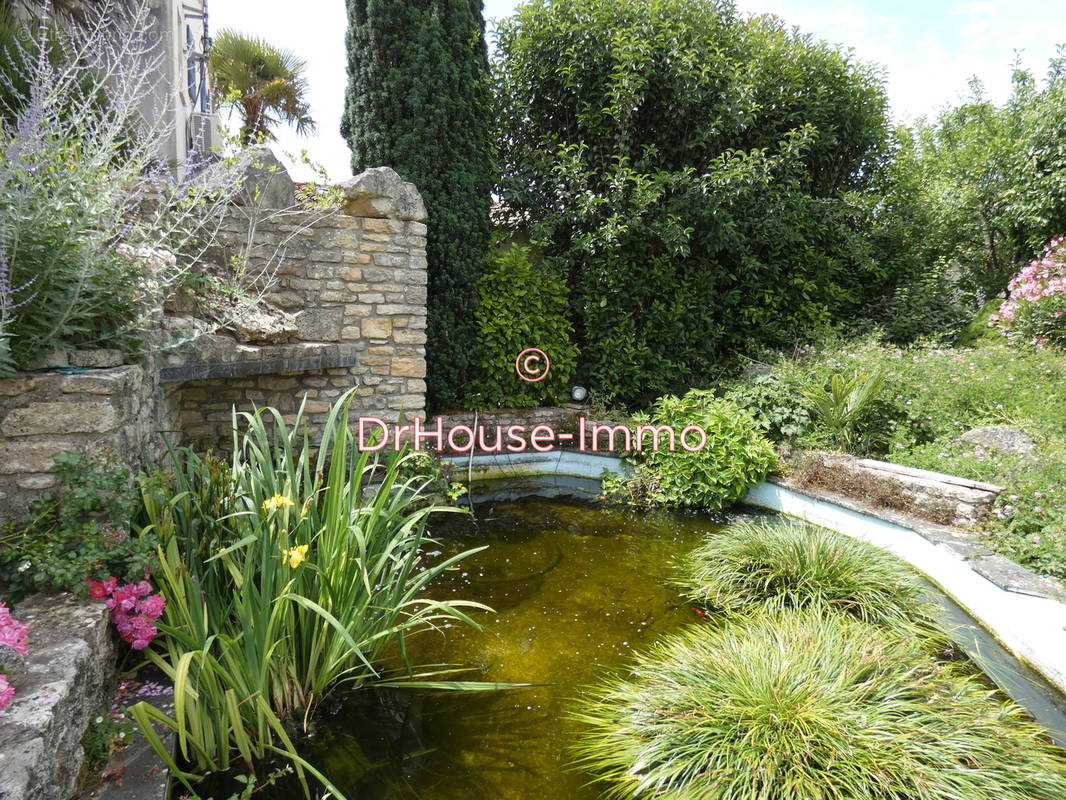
<box><xmin>139</xmin><ymin>595</ymin><xmax>166</xmax><ymax>621</ymax></box>
<box><xmin>89</xmin><ymin>580</ymin><xmax>164</xmax><ymax>651</ymax></box>
<box><xmin>0</xmin><ymin>674</ymin><xmax>13</xmax><ymax>712</ymax></box>
<box><xmin>0</xmin><ymin>603</ymin><xmax>29</xmax><ymax>656</ymax></box>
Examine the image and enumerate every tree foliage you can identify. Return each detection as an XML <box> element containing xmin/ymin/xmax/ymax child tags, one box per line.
<box><xmin>897</xmin><ymin>55</ymin><xmax>1066</xmax><ymax>301</ymax></box>
<box><xmin>494</xmin><ymin>0</ymin><xmax>891</xmax><ymax>405</ymax></box>
<box><xmin>209</xmin><ymin>30</ymin><xmax>315</xmax><ymax>146</ymax></box>
<box><xmin>342</xmin><ymin>0</ymin><xmax>494</xmax><ymax>410</ymax></box>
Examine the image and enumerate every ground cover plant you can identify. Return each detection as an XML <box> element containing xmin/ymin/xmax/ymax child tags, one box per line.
<box><xmin>719</xmin><ymin>336</ymin><xmax>1066</xmax><ymax>579</ymax></box>
<box><xmin>131</xmin><ymin>390</ymin><xmax>494</xmax><ymax>796</ymax></box>
<box><xmin>603</xmin><ymin>390</ymin><xmax>776</xmax><ymax>510</ymax></box>
<box><xmin>574</xmin><ymin>609</ymin><xmax>1066</xmax><ymax>800</ymax></box>
<box><xmin>0</xmin><ymin>451</ymin><xmax>155</xmax><ymax>602</ymax></box>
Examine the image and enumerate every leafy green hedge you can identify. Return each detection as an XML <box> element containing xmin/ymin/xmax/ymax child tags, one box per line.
<box><xmin>494</xmin><ymin>0</ymin><xmax>892</xmax><ymax>405</ymax></box>
<box><xmin>467</xmin><ymin>244</ymin><xmax>577</xmax><ymax>408</ymax></box>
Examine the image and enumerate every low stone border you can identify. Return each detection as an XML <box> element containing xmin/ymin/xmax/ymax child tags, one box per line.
<box><xmin>0</xmin><ymin>594</ymin><xmax>116</xmax><ymax>800</ymax></box>
<box><xmin>746</xmin><ymin>480</ymin><xmax>1066</xmax><ymax>695</ymax></box>
<box><xmin>767</xmin><ymin>474</ymin><xmax>1066</xmax><ymax>602</ymax></box>
<box><xmin>785</xmin><ymin>450</ymin><xmax>1003</xmax><ymax>527</ymax></box>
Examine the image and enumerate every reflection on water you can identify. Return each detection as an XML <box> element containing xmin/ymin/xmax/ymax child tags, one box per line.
<box><xmin>291</xmin><ymin>497</ymin><xmax>737</xmax><ymax>799</ymax></box>
<box><xmin>219</xmin><ymin>494</ymin><xmax>1066</xmax><ymax>800</ymax></box>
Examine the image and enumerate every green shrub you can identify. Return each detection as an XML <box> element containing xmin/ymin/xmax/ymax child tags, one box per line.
<box><xmin>957</xmin><ymin>298</ymin><xmax>1006</xmax><ymax>347</ymax></box>
<box><xmin>131</xmin><ymin>390</ymin><xmax>494</xmax><ymax>796</ymax></box>
<box><xmin>604</xmin><ymin>390</ymin><xmax>776</xmax><ymax>509</ymax></box>
<box><xmin>802</xmin><ymin>367</ymin><xmax>886</xmax><ymax>451</ymax></box>
<box><xmin>721</xmin><ymin>371</ymin><xmax>812</xmax><ymax>442</ymax></box>
<box><xmin>494</xmin><ymin>0</ymin><xmax>892</xmax><ymax>406</ymax></box>
<box><xmin>574</xmin><ymin>610</ymin><xmax>1066</xmax><ymax>800</ymax></box>
<box><xmin>880</xmin><ymin>260</ymin><xmax>975</xmax><ymax>344</ymax></box>
<box><xmin>0</xmin><ymin>451</ymin><xmax>154</xmax><ymax>601</ymax></box>
<box><xmin>678</xmin><ymin>520</ymin><xmax>941</xmax><ymax>637</ymax></box>
<box><xmin>467</xmin><ymin>244</ymin><xmax>578</xmax><ymax>408</ymax></box>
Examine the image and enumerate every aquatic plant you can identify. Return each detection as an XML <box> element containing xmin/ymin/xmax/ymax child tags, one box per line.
<box><xmin>130</xmin><ymin>389</ymin><xmax>493</xmax><ymax>796</ymax></box>
<box><xmin>574</xmin><ymin>610</ymin><xmax>1066</xmax><ymax>799</ymax></box>
<box><xmin>678</xmin><ymin>520</ymin><xmax>941</xmax><ymax>638</ymax></box>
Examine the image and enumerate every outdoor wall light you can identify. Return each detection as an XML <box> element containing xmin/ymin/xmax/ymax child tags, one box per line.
<box><xmin>571</xmin><ymin>385</ymin><xmax>588</xmax><ymax>403</ymax></box>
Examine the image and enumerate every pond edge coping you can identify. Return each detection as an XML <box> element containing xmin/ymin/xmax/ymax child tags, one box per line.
<box><xmin>745</xmin><ymin>479</ymin><xmax>1066</xmax><ymax>696</ymax></box>
<box><xmin>447</xmin><ymin>450</ymin><xmax>1066</xmax><ymax>697</ymax></box>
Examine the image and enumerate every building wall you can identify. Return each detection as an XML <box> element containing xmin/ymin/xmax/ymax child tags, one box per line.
<box><xmin>144</xmin><ymin>0</ymin><xmax>216</xmax><ymax>168</ymax></box>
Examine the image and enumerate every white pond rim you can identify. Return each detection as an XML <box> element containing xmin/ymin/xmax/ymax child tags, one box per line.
<box><xmin>445</xmin><ymin>451</ymin><xmax>1066</xmax><ymax>699</ymax></box>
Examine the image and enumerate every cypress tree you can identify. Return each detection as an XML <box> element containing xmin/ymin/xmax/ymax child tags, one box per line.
<box><xmin>342</xmin><ymin>0</ymin><xmax>494</xmax><ymax>411</ymax></box>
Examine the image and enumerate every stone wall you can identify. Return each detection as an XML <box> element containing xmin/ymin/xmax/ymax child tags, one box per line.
<box><xmin>0</xmin><ymin>165</ymin><xmax>431</xmax><ymax>511</ymax></box>
<box><xmin>786</xmin><ymin>450</ymin><xmax>1003</xmax><ymax>528</ymax></box>
<box><xmin>165</xmin><ymin>166</ymin><xmax>429</xmax><ymax>452</ymax></box>
<box><xmin>0</xmin><ymin>594</ymin><xmax>116</xmax><ymax>800</ymax></box>
<box><xmin>0</xmin><ymin>365</ymin><xmax>175</xmax><ymax>524</ymax></box>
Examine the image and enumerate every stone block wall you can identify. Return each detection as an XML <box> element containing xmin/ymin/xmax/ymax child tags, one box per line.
<box><xmin>0</xmin><ymin>165</ymin><xmax>432</xmax><ymax>508</ymax></box>
<box><xmin>0</xmin><ymin>366</ymin><xmax>175</xmax><ymax>523</ymax></box>
<box><xmin>164</xmin><ymin>166</ymin><xmax>430</xmax><ymax>452</ymax></box>
<box><xmin>0</xmin><ymin>594</ymin><xmax>116</xmax><ymax>800</ymax></box>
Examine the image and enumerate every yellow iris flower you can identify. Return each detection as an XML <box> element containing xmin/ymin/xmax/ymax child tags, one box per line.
<box><xmin>282</xmin><ymin>544</ymin><xmax>309</xmax><ymax>569</ymax></box>
<box><xmin>262</xmin><ymin>494</ymin><xmax>295</xmax><ymax>513</ymax></box>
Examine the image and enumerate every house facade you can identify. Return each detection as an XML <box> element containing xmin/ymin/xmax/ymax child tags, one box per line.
<box><xmin>144</xmin><ymin>0</ymin><xmax>218</xmax><ymax>167</ymax></box>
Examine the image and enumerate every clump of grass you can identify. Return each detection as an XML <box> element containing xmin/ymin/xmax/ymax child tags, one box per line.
<box><xmin>573</xmin><ymin>611</ymin><xmax>1066</xmax><ymax>800</ymax></box>
<box><xmin>678</xmin><ymin>520</ymin><xmax>940</xmax><ymax>635</ymax></box>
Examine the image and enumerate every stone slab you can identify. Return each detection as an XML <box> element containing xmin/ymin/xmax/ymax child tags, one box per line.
<box><xmin>0</xmin><ymin>594</ymin><xmax>116</xmax><ymax>800</ymax></box>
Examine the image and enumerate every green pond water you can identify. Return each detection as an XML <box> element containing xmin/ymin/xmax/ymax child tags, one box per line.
<box><xmin>291</xmin><ymin>495</ymin><xmax>741</xmax><ymax>799</ymax></box>
<box><xmin>206</xmin><ymin>487</ymin><xmax>1066</xmax><ymax>799</ymax></box>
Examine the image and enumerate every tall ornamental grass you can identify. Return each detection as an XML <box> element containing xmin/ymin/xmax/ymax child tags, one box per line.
<box><xmin>678</xmin><ymin>520</ymin><xmax>943</xmax><ymax>639</ymax></box>
<box><xmin>574</xmin><ymin>610</ymin><xmax>1066</xmax><ymax>800</ymax></box>
<box><xmin>131</xmin><ymin>389</ymin><xmax>492</xmax><ymax>795</ymax></box>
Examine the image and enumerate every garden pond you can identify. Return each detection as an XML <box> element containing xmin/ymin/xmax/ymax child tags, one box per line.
<box><xmin>217</xmin><ymin>477</ymin><xmax>1066</xmax><ymax>800</ymax></box>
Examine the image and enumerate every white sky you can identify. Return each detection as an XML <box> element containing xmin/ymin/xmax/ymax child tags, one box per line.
<box><xmin>210</xmin><ymin>0</ymin><xmax>1066</xmax><ymax>182</ymax></box>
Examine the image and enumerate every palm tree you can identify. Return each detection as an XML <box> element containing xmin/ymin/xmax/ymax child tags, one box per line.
<box><xmin>208</xmin><ymin>30</ymin><xmax>315</xmax><ymax>146</ymax></box>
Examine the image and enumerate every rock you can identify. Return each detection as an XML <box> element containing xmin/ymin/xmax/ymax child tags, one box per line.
<box><xmin>235</xmin><ymin>146</ymin><xmax>296</xmax><ymax>209</ymax></box>
<box><xmin>294</xmin><ymin>308</ymin><xmax>343</xmax><ymax>342</ymax></box>
<box><xmin>336</xmin><ymin>167</ymin><xmax>427</xmax><ymax>221</ymax></box>
<box><xmin>957</xmin><ymin>425</ymin><xmax>1037</xmax><ymax>455</ymax></box>
<box><xmin>1</xmin><ymin>401</ymin><xmax>119</xmax><ymax>437</ymax></box>
<box><xmin>0</xmin><ymin>593</ymin><xmax>116</xmax><ymax>800</ymax></box>
<box><xmin>0</xmin><ymin>643</ymin><xmax>27</xmax><ymax>685</ymax></box>
<box><xmin>67</xmin><ymin>349</ymin><xmax>125</xmax><ymax>368</ymax></box>
<box><xmin>227</xmin><ymin>305</ymin><xmax>299</xmax><ymax>345</ymax></box>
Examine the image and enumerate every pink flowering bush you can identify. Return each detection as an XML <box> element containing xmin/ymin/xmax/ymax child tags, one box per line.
<box><xmin>0</xmin><ymin>674</ymin><xmax>13</xmax><ymax>711</ymax></box>
<box><xmin>0</xmin><ymin>601</ymin><xmax>29</xmax><ymax>712</ymax></box>
<box><xmin>0</xmin><ymin>601</ymin><xmax>29</xmax><ymax>656</ymax></box>
<box><xmin>87</xmin><ymin>578</ymin><xmax>165</xmax><ymax>651</ymax></box>
<box><xmin>992</xmin><ymin>237</ymin><xmax>1066</xmax><ymax>347</ymax></box>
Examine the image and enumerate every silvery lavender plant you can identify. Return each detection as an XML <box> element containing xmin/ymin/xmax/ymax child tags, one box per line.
<box><xmin>0</xmin><ymin>0</ymin><xmax>321</xmax><ymax>376</ymax></box>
